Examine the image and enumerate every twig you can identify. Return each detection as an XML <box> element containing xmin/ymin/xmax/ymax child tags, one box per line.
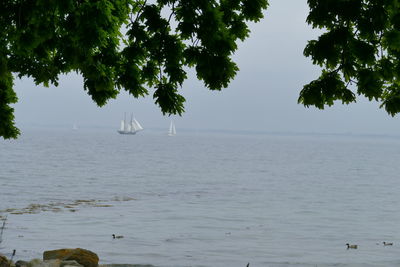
<box><xmin>10</xmin><ymin>249</ymin><xmax>16</xmax><ymax>261</ymax></box>
<box><xmin>133</xmin><ymin>0</ymin><xmax>148</xmax><ymax>24</ymax></box>
<box><xmin>167</xmin><ymin>1</ymin><xmax>176</xmax><ymax>24</ymax></box>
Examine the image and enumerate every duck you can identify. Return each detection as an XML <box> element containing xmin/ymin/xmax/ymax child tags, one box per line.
<box><xmin>112</xmin><ymin>234</ymin><xmax>124</xmax><ymax>239</ymax></box>
<box><xmin>383</xmin><ymin>241</ymin><xmax>393</xmax><ymax>246</ymax></box>
<box><xmin>346</xmin><ymin>243</ymin><xmax>358</xmax><ymax>249</ymax></box>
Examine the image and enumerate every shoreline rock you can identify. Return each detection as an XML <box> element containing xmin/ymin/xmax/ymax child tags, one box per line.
<box><xmin>1</xmin><ymin>250</ymin><xmax>154</xmax><ymax>267</ymax></box>
<box><xmin>43</xmin><ymin>249</ymin><xmax>98</xmax><ymax>267</ymax></box>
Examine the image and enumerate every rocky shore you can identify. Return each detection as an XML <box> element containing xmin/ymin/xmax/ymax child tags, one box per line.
<box><xmin>0</xmin><ymin>248</ymin><xmax>154</xmax><ymax>267</ymax></box>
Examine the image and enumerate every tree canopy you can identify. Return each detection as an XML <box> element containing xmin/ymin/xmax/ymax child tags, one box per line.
<box><xmin>300</xmin><ymin>0</ymin><xmax>400</xmax><ymax>116</ymax></box>
<box><xmin>2</xmin><ymin>0</ymin><xmax>400</xmax><ymax>139</ymax></box>
<box><xmin>0</xmin><ymin>0</ymin><xmax>267</xmax><ymax>139</ymax></box>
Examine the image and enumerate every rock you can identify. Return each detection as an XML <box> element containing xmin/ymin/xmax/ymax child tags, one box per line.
<box><xmin>27</xmin><ymin>259</ymin><xmax>43</xmax><ymax>267</ymax></box>
<box><xmin>29</xmin><ymin>259</ymin><xmax>60</xmax><ymax>267</ymax></box>
<box><xmin>60</xmin><ymin>261</ymin><xmax>83</xmax><ymax>267</ymax></box>
<box><xmin>15</xmin><ymin>261</ymin><xmax>29</xmax><ymax>267</ymax></box>
<box><xmin>0</xmin><ymin>255</ymin><xmax>10</xmax><ymax>267</ymax></box>
<box><xmin>43</xmin><ymin>249</ymin><xmax>98</xmax><ymax>267</ymax></box>
<box><xmin>42</xmin><ymin>260</ymin><xmax>61</xmax><ymax>267</ymax></box>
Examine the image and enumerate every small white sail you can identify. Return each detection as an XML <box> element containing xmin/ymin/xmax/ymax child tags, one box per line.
<box><xmin>123</xmin><ymin>113</ymin><xmax>127</xmax><ymax>131</ymax></box>
<box><xmin>133</xmin><ymin>118</ymin><xmax>143</xmax><ymax>131</ymax></box>
<box><xmin>120</xmin><ymin>120</ymin><xmax>125</xmax><ymax>131</ymax></box>
<box><xmin>172</xmin><ymin>123</ymin><xmax>176</xmax><ymax>135</ymax></box>
<box><xmin>131</xmin><ymin>121</ymin><xmax>137</xmax><ymax>131</ymax></box>
<box><xmin>168</xmin><ymin>121</ymin><xmax>176</xmax><ymax>136</ymax></box>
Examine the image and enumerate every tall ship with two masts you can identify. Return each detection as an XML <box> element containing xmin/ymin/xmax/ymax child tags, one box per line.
<box><xmin>118</xmin><ymin>113</ymin><xmax>143</xmax><ymax>135</ymax></box>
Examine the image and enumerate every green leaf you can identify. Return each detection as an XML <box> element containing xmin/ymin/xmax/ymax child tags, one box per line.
<box><xmin>298</xmin><ymin>71</ymin><xmax>356</xmax><ymax>109</ymax></box>
<box><xmin>357</xmin><ymin>69</ymin><xmax>383</xmax><ymax>100</ymax></box>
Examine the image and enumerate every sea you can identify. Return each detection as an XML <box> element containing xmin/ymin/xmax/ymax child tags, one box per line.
<box><xmin>1</xmin><ymin>127</ymin><xmax>400</xmax><ymax>267</ymax></box>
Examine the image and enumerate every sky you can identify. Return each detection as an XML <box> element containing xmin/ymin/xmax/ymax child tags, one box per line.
<box><xmin>12</xmin><ymin>0</ymin><xmax>400</xmax><ymax>135</ymax></box>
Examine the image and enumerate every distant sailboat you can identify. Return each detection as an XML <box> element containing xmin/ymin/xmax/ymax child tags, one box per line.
<box><xmin>118</xmin><ymin>113</ymin><xmax>143</xmax><ymax>135</ymax></box>
<box><xmin>168</xmin><ymin>121</ymin><xmax>176</xmax><ymax>136</ymax></box>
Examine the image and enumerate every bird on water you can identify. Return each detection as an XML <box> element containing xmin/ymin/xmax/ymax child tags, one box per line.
<box><xmin>383</xmin><ymin>241</ymin><xmax>393</xmax><ymax>246</ymax></box>
<box><xmin>112</xmin><ymin>234</ymin><xmax>124</xmax><ymax>239</ymax></box>
<box><xmin>346</xmin><ymin>243</ymin><xmax>358</xmax><ymax>249</ymax></box>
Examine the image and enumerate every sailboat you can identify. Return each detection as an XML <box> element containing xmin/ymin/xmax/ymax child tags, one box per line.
<box><xmin>118</xmin><ymin>113</ymin><xmax>143</xmax><ymax>135</ymax></box>
<box><xmin>168</xmin><ymin>120</ymin><xmax>176</xmax><ymax>136</ymax></box>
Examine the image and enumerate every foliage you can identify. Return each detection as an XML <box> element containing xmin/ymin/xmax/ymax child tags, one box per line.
<box><xmin>0</xmin><ymin>0</ymin><xmax>268</xmax><ymax>139</ymax></box>
<box><xmin>4</xmin><ymin>1</ymin><xmax>400</xmax><ymax>140</ymax></box>
<box><xmin>300</xmin><ymin>0</ymin><xmax>400</xmax><ymax>116</ymax></box>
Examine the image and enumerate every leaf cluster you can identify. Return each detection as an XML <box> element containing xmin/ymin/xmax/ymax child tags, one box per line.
<box><xmin>300</xmin><ymin>0</ymin><xmax>400</xmax><ymax>116</ymax></box>
<box><xmin>0</xmin><ymin>0</ymin><xmax>268</xmax><ymax>139</ymax></box>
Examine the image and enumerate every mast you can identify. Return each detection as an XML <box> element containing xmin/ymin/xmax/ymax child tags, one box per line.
<box><xmin>130</xmin><ymin>113</ymin><xmax>134</xmax><ymax>132</ymax></box>
<box><xmin>124</xmin><ymin>112</ymin><xmax>127</xmax><ymax>132</ymax></box>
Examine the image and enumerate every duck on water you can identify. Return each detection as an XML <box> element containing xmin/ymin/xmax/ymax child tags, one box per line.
<box><xmin>346</xmin><ymin>243</ymin><xmax>358</xmax><ymax>249</ymax></box>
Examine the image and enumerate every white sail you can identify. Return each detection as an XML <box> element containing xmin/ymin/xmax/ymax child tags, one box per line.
<box><xmin>168</xmin><ymin>121</ymin><xmax>176</xmax><ymax>136</ymax></box>
<box><xmin>131</xmin><ymin>121</ymin><xmax>138</xmax><ymax>131</ymax></box>
<box><xmin>120</xmin><ymin>120</ymin><xmax>125</xmax><ymax>131</ymax></box>
<box><xmin>123</xmin><ymin>113</ymin><xmax>128</xmax><ymax>131</ymax></box>
<box><xmin>172</xmin><ymin>123</ymin><xmax>176</xmax><ymax>135</ymax></box>
<box><xmin>133</xmin><ymin>118</ymin><xmax>143</xmax><ymax>131</ymax></box>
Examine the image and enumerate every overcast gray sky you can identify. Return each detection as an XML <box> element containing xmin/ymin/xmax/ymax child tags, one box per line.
<box><xmin>13</xmin><ymin>0</ymin><xmax>400</xmax><ymax>135</ymax></box>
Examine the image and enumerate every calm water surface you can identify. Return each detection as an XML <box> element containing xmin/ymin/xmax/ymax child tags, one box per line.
<box><xmin>1</xmin><ymin>128</ymin><xmax>400</xmax><ymax>266</ymax></box>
